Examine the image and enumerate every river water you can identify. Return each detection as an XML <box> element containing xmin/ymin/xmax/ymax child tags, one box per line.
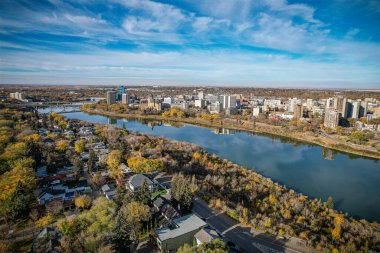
<box><xmin>61</xmin><ymin>111</ymin><xmax>380</xmax><ymax>222</ymax></box>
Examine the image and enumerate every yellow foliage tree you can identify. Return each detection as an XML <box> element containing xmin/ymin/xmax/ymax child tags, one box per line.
<box><xmin>74</xmin><ymin>195</ymin><xmax>92</xmax><ymax>209</ymax></box>
<box><xmin>56</xmin><ymin>140</ymin><xmax>69</xmax><ymax>152</ymax></box>
<box><xmin>74</xmin><ymin>140</ymin><xmax>86</xmax><ymax>153</ymax></box>
<box><xmin>107</xmin><ymin>150</ymin><xmax>122</xmax><ymax>179</ymax></box>
<box><xmin>35</xmin><ymin>214</ymin><xmax>53</xmax><ymax>229</ymax></box>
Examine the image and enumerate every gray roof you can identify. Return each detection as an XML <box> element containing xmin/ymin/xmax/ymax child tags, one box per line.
<box><xmin>156</xmin><ymin>214</ymin><xmax>207</xmax><ymax>242</ymax></box>
<box><xmin>129</xmin><ymin>174</ymin><xmax>154</xmax><ymax>188</ymax></box>
<box><xmin>194</xmin><ymin>227</ymin><xmax>220</xmax><ymax>244</ymax></box>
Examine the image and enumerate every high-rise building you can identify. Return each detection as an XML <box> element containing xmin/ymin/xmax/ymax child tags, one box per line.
<box><xmin>351</xmin><ymin>101</ymin><xmax>360</xmax><ymax>119</ymax></box>
<box><xmin>106</xmin><ymin>91</ymin><xmax>116</xmax><ymax>104</ymax></box>
<box><xmin>163</xmin><ymin>97</ymin><xmax>174</xmax><ymax>105</ymax></box>
<box><xmin>122</xmin><ymin>93</ymin><xmax>129</xmax><ymax>105</ymax></box>
<box><xmin>359</xmin><ymin>101</ymin><xmax>368</xmax><ymax>118</ymax></box>
<box><xmin>324</xmin><ymin>109</ymin><xmax>340</xmax><ymax>129</ymax></box>
<box><xmin>198</xmin><ymin>91</ymin><xmax>204</xmax><ymax>100</ymax></box>
<box><xmin>288</xmin><ymin>98</ymin><xmax>297</xmax><ymax>113</ymax></box>
<box><xmin>221</xmin><ymin>95</ymin><xmax>236</xmax><ymax>109</ymax></box>
<box><xmin>117</xmin><ymin>86</ymin><xmax>126</xmax><ymax>101</ymax></box>
<box><xmin>306</xmin><ymin>99</ymin><xmax>314</xmax><ymax>111</ymax></box>
<box><xmin>326</xmin><ymin>98</ymin><xmax>334</xmax><ymax>109</ymax></box>
<box><xmin>209</xmin><ymin>101</ymin><xmax>221</xmax><ymax>114</ymax></box>
<box><xmin>333</xmin><ymin>96</ymin><xmax>347</xmax><ymax>117</ymax></box>
<box><xmin>252</xmin><ymin>107</ymin><xmax>262</xmax><ymax>117</ymax></box>
<box><xmin>194</xmin><ymin>99</ymin><xmax>205</xmax><ymax>108</ymax></box>
<box><xmin>293</xmin><ymin>103</ymin><xmax>303</xmax><ymax>119</ymax></box>
<box><xmin>10</xmin><ymin>92</ymin><xmax>26</xmax><ymax>101</ymax></box>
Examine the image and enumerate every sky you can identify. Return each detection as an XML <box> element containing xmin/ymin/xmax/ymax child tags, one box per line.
<box><xmin>0</xmin><ymin>0</ymin><xmax>380</xmax><ymax>88</ymax></box>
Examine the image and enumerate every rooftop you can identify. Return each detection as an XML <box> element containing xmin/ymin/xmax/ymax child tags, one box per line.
<box><xmin>156</xmin><ymin>214</ymin><xmax>207</xmax><ymax>242</ymax></box>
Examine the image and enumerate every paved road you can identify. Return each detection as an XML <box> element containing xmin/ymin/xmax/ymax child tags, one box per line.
<box><xmin>192</xmin><ymin>197</ymin><xmax>316</xmax><ymax>253</ymax></box>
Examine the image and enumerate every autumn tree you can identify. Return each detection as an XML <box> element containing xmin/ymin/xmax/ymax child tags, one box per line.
<box><xmin>56</xmin><ymin>140</ymin><xmax>69</xmax><ymax>152</ymax></box>
<box><xmin>107</xmin><ymin>150</ymin><xmax>122</xmax><ymax>179</ymax></box>
<box><xmin>74</xmin><ymin>139</ymin><xmax>86</xmax><ymax>153</ymax></box>
<box><xmin>122</xmin><ymin>201</ymin><xmax>150</xmax><ymax>242</ymax></box>
<box><xmin>74</xmin><ymin>195</ymin><xmax>92</xmax><ymax>210</ymax></box>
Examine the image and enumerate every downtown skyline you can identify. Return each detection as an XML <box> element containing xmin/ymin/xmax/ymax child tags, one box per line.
<box><xmin>1</xmin><ymin>0</ymin><xmax>380</xmax><ymax>88</ymax></box>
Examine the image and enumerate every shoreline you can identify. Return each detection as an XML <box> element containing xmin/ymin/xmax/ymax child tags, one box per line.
<box><xmin>81</xmin><ymin>108</ymin><xmax>380</xmax><ymax>160</ymax></box>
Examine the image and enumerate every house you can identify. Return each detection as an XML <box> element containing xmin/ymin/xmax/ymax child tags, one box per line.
<box><xmin>194</xmin><ymin>227</ymin><xmax>221</xmax><ymax>245</ymax></box>
<box><xmin>127</xmin><ymin>174</ymin><xmax>156</xmax><ymax>192</ymax></box>
<box><xmin>101</xmin><ymin>184</ymin><xmax>117</xmax><ymax>200</ymax></box>
<box><xmin>153</xmin><ymin>196</ymin><xmax>180</xmax><ymax>227</ymax></box>
<box><xmin>155</xmin><ymin>214</ymin><xmax>207</xmax><ymax>252</ymax></box>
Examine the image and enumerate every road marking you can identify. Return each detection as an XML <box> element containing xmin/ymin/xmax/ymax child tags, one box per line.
<box><xmin>222</xmin><ymin>224</ymin><xmax>239</xmax><ymax>235</ymax></box>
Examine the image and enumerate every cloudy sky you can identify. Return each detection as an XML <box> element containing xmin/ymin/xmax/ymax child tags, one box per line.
<box><xmin>0</xmin><ymin>0</ymin><xmax>380</xmax><ymax>88</ymax></box>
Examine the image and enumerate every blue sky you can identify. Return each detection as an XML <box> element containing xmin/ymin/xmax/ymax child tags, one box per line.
<box><xmin>0</xmin><ymin>0</ymin><xmax>380</xmax><ymax>88</ymax></box>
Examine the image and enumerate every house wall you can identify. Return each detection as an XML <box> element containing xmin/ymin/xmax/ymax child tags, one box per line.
<box><xmin>158</xmin><ymin>228</ymin><xmax>203</xmax><ymax>252</ymax></box>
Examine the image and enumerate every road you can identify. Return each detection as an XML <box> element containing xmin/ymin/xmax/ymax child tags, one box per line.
<box><xmin>192</xmin><ymin>197</ymin><xmax>317</xmax><ymax>253</ymax></box>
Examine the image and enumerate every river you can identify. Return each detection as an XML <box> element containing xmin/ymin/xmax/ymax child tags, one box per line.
<box><xmin>61</xmin><ymin>111</ymin><xmax>380</xmax><ymax>222</ymax></box>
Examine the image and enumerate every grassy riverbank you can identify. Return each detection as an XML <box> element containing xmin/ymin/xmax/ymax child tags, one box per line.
<box><xmin>81</xmin><ymin>107</ymin><xmax>380</xmax><ymax>159</ymax></box>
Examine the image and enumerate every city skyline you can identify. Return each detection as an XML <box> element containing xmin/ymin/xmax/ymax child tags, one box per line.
<box><xmin>1</xmin><ymin>0</ymin><xmax>380</xmax><ymax>88</ymax></box>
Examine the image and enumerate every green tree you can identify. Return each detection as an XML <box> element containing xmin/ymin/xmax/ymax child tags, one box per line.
<box><xmin>87</xmin><ymin>150</ymin><xmax>96</xmax><ymax>173</ymax></box>
<box><xmin>172</xmin><ymin>173</ymin><xmax>193</xmax><ymax>210</ymax></box>
<box><xmin>138</xmin><ymin>179</ymin><xmax>151</xmax><ymax>204</ymax></box>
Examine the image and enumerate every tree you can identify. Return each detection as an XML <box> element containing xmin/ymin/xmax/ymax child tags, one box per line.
<box><xmin>138</xmin><ymin>179</ymin><xmax>151</xmax><ymax>204</ymax></box>
<box><xmin>35</xmin><ymin>214</ymin><xmax>53</xmax><ymax>229</ymax></box>
<box><xmin>0</xmin><ymin>158</ymin><xmax>37</xmax><ymax>221</ymax></box>
<box><xmin>72</xmin><ymin>156</ymin><xmax>83</xmax><ymax>174</ymax></box>
<box><xmin>107</xmin><ymin>150</ymin><xmax>122</xmax><ymax>179</ymax></box>
<box><xmin>127</xmin><ymin>156</ymin><xmax>164</xmax><ymax>173</ymax></box>
<box><xmin>56</xmin><ymin>140</ymin><xmax>69</xmax><ymax>152</ymax></box>
<box><xmin>326</xmin><ymin>196</ymin><xmax>334</xmax><ymax>209</ymax></box>
<box><xmin>74</xmin><ymin>195</ymin><xmax>92</xmax><ymax>210</ymax></box>
<box><xmin>172</xmin><ymin>173</ymin><xmax>193</xmax><ymax>210</ymax></box>
<box><xmin>110</xmin><ymin>212</ymin><xmax>132</xmax><ymax>253</ymax></box>
<box><xmin>177</xmin><ymin>244</ymin><xmax>193</xmax><ymax>253</ymax></box>
<box><xmin>122</xmin><ymin>201</ymin><xmax>150</xmax><ymax>242</ymax></box>
<box><xmin>87</xmin><ymin>150</ymin><xmax>97</xmax><ymax>173</ymax></box>
<box><xmin>74</xmin><ymin>139</ymin><xmax>86</xmax><ymax>153</ymax></box>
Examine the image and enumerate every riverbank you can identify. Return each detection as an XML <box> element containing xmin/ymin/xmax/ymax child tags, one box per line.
<box><xmin>81</xmin><ymin>107</ymin><xmax>380</xmax><ymax>159</ymax></box>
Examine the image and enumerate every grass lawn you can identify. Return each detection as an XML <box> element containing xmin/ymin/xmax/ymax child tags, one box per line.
<box><xmin>151</xmin><ymin>189</ymin><xmax>168</xmax><ymax>200</ymax></box>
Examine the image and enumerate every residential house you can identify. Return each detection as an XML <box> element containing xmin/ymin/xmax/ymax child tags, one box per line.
<box><xmin>127</xmin><ymin>174</ymin><xmax>156</xmax><ymax>192</ymax></box>
<box><xmin>101</xmin><ymin>184</ymin><xmax>117</xmax><ymax>200</ymax></box>
<box><xmin>155</xmin><ymin>214</ymin><xmax>207</xmax><ymax>252</ymax></box>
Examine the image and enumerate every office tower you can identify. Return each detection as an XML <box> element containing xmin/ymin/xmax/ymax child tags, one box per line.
<box><xmin>117</xmin><ymin>86</ymin><xmax>126</xmax><ymax>101</ymax></box>
<box><xmin>122</xmin><ymin>93</ymin><xmax>129</xmax><ymax>105</ymax></box>
<box><xmin>221</xmin><ymin>95</ymin><xmax>236</xmax><ymax>109</ymax></box>
<box><xmin>106</xmin><ymin>91</ymin><xmax>116</xmax><ymax>104</ymax></box>
<box><xmin>324</xmin><ymin>109</ymin><xmax>340</xmax><ymax>128</ymax></box>
<box><xmin>293</xmin><ymin>103</ymin><xmax>303</xmax><ymax>119</ymax></box>
<box><xmin>209</xmin><ymin>101</ymin><xmax>221</xmax><ymax>113</ymax></box>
